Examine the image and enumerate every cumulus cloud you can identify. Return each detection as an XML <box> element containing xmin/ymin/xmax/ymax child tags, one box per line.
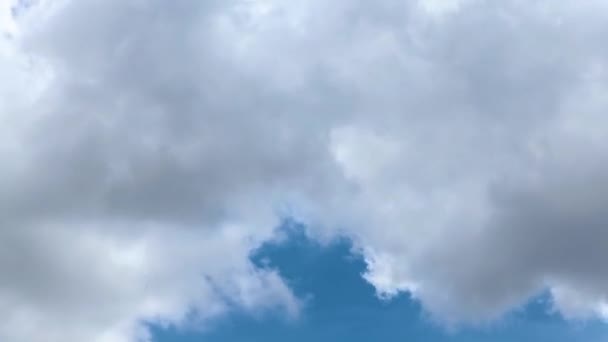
<box><xmin>2</xmin><ymin>0</ymin><xmax>608</xmax><ymax>340</ymax></box>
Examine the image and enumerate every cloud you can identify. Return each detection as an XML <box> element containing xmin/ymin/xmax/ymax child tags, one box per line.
<box><xmin>320</xmin><ymin>0</ymin><xmax>608</xmax><ymax>323</ymax></box>
<box><xmin>2</xmin><ymin>0</ymin><xmax>608</xmax><ymax>340</ymax></box>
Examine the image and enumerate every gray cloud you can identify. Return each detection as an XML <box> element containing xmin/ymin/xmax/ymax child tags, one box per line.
<box><xmin>2</xmin><ymin>0</ymin><xmax>608</xmax><ymax>341</ymax></box>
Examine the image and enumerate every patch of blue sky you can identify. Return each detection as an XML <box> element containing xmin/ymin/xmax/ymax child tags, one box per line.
<box><xmin>152</xmin><ymin>223</ymin><xmax>607</xmax><ymax>342</ymax></box>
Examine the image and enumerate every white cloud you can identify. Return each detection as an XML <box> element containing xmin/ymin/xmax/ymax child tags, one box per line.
<box><xmin>3</xmin><ymin>0</ymin><xmax>608</xmax><ymax>341</ymax></box>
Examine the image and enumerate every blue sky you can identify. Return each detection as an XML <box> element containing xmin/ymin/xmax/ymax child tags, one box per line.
<box><xmin>152</xmin><ymin>224</ymin><xmax>606</xmax><ymax>342</ymax></box>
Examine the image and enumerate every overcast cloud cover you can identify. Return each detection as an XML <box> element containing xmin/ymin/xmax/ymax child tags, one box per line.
<box><xmin>2</xmin><ymin>0</ymin><xmax>608</xmax><ymax>341</ymax></box>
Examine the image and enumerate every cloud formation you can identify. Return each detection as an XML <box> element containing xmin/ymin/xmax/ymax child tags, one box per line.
<box><xmin>2</xmin><ymin>0</ymin><xmax>608</xmax><ymax>340</ymax></box>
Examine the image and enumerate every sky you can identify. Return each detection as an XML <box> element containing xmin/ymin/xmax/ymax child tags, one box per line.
<box><xmin>2</xmin><ymin>0</ymin><xmax>608</xmax><ymax>341</ymax></box>
<box><xmin>153</xmin><ymin>224</ymin><xmax>608</xmax><ymax>342</ymax></box>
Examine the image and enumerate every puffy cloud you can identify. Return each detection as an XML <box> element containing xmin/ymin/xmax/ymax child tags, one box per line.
<box><xmin>322</xmin><ymin>0</ymin><xmax>608</xmax><ymax>323</ymax></box>
<box><xmin>2</xmin><ymin>0</ymin><xmax>608</xmax><ymax>341</ymax></box>
<box><xmin>1</xmin><ymin>1</ymin><xmax>320</xmax><ymax>341</ymax></box>
<box><xmin>0</xmin><ymin>223</ymin><xmax>300</xmax><ymax>342</ymax></box>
